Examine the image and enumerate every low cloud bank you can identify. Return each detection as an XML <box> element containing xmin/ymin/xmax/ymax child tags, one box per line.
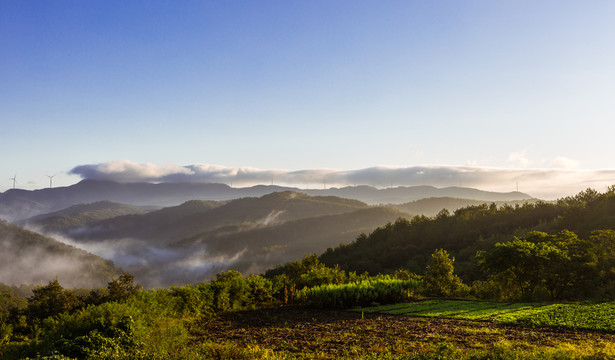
<box><xmin>0</xmin><ymin>234</ymin><xmax>110</xmax><ymax>288</ymax></box>
<box><xmin>37</xmin><ymin>231</ymin><xmax>240</xmax><ymax>288</ymax></box>
<box><xmin>70</xmin><ymin>160</ymin><xmax>615</xmax><ymax>199</ymax></box>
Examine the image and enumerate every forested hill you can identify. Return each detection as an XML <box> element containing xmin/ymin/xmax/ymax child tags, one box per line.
<box><xmin>320</xmin><ymin>188</ymin><xmax>615</xmax><ymax>280</ymax></box>
<box><xmin>18</xmin><ymin>201</ymin><xmax>152</xmax><ymax>233</ymax></box>
<box><xmin>0</xmin><ymin>221</ymin><xmax>121</xmax><ymax>288</ymax></box>
<box><xmin>391</xmin><ymin>197</ymin><xmax>541</xmax><ymax>217</ymax></box>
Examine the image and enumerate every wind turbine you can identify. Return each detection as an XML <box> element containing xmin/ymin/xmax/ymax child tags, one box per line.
<box><xmin>47</xmin><ymin>174</ymin><xmax>56</xmax><ymax>189</ymax></box>
<box><xmin>9</xmin><ymin>174</ymin><xmax>16</xmax><ymax>189</ymax></box>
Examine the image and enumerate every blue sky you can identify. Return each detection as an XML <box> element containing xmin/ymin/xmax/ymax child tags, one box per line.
<box><xmin>2</xmin><ymin>1</ymin><xmax>615</xmax><ymax>198</ymax></box>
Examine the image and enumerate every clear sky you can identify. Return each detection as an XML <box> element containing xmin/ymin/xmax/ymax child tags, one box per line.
<box><xmin>2</xmin><ymin>1</ymin><xmax>615</xmax><ymax>198</ymax></box>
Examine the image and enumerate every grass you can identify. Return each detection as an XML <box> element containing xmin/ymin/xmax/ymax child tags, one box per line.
<box><xmin>355</xmin><ymin>299</ymin><xmax>615</xmax><ymax>333</ymax></box>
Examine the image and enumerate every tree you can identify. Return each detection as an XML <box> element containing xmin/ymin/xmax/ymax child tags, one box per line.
<box><xmin>477</xmin><ymin>230</ymin><xmax>599</xmax><ymax>300</ymax></box>
<box><xmin>26</xmin><ymin>279</ymin><xmax>79</xmax><ymax>321</ymax></box>
<box><xmin>424</xmin><ymin>249</ymin><xmax>465</xmax><ymax>297</ymax></box>
<box><xmin>210</xmin><ymin>270</ymin><xmax>248</xmax><ymax>312</ymax></box>
<box><xmin>106</xmin><ymin>273</ymin><xmax>141</xmax><ymax>303</ymax></box>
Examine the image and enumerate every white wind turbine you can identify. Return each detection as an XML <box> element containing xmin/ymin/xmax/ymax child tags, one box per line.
<box><xmin>47</xmin><ymin>174</ymin><xmax>56</xmax><ymax>189</ymax></box>
<box><xmin>9</xmin><ymin>174</ymin><xmax>16</xmax><ymax>189</ymax></box>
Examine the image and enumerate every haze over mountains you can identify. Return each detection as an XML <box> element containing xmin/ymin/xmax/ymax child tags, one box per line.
<box><xmin>0</xmin><ymin>179</ymin><xmax>532</xmax><ymax>222</ymax></box>
<box><xmin>0</xmin><ymin>180</ymin><xmax>535</xmax><ymax>288</ymax></box>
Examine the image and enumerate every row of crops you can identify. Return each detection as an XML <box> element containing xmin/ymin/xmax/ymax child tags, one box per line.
<box><xmin>355</xmin><ymin>299</ymin><xmax>615</xmax><ymax>332</ymax></box>
<box><xmin>299</xmin><ymin>277</ymin><xmax>422</xmax><ymax>308</ymax></box>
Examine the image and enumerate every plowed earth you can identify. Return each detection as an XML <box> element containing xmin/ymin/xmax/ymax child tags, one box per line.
<box><xmin>192</xmin><ymin>306</ymin><xmax>615</xmax><ymax>357</ymax></box>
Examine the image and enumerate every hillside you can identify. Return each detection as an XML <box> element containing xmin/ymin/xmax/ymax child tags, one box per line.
<box><xmin>66</xmin><ymin>191</ymin><xmax>367</xmax><ymax>244</ymax></box>
<box><xmin>170</xmin><ymin>206</ymin><xmax>409</xmax><ymax>282</ymax></box>
<box><xmin>20</xmin><ymin>200</ymin><xmax>152</xmax><ymax>233</ymax></box>
<box><xmin>0</xmin><ymin>220</ymin><xmax>121</xmax><ymax>288</ymax></box>
<box><xmin>305</xmin><ymin>185</ymin><xmax>532</xmax><ymax>205</ymax></box>
<box><xmin>28</xmin><ymin>199</ymin><xmax>223</xmax><ymax>241</ymax></box>
<box><xmin>54</xmin><ymin>192</ymin><xmax>398</xmax><ymax>287</ymax></box>
<box><xmin>391</xmin><ymin>197</ymin><xmax>541</xmax><ymax>217</ymax></box>
<box><xmin>320</xmin><ymin>188</ymin><xmax>615</xmax><ymax>279</ymax></box>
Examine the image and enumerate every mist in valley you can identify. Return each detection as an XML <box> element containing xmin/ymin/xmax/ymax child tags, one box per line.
<box><xmin>18</xmin><ymin>208</ymin><xmax>292</xmax><ymax>288</ymax></box>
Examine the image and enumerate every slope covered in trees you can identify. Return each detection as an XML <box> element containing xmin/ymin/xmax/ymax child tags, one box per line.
<box><xmin>320</xmin><ymin>187</ymin><xmax>615</xmax><ymax>290</ymax></box>
<box><xmin>19</xmin><ymin>200</ymin><xmax>152</xmax><ymax>233</ymax></box>
<box><xmin>391</xmin><ymin>197</ymin><xmax>540</xmax><ymax>217</ymax></box>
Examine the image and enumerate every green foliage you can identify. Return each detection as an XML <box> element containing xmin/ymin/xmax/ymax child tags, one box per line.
<box><xmin>167</xmin><ymin>284</ymin><xmax>215</xmax><ymax>317</ymax></box>
<box><xmin>210</xmin><ymin>270</ymin><xmax>250</xmax><ymax>312</ymax></box>
<box><xmin>264</xmin><ymin>254</ymin><xmax>327</xmax><ymax>282</ymax></box>
<box><xmin>321</xmin><ymin>200</ymin><xmax>563</xmax><ymax>275</ymax></box>
<box><xmin>0</xmin><ymin>283</ymin><xmax>27</xmax><ymax>318</ymax></box>
<box><xmin>105</xmin><ymin>273</ymin><xmax>141</xmax><ymax>303</ymax></box>
<box><xmin>477</xmin><ymin>230</ymin><xmax>599</xmax><ymax>300</ymax></box>
<box><xmin>300</xmin><ymin>277</ymin><xmax>423</xmax><ymax>308</ymax></box>
<box><xmin>266</xmin><ymin>254</ymin><xmax>341</xmax><ymax>300</ymax></box>
<box><xmin>424</xmin><ymin>249</ymin><xmax>467</xmax><ymax>297</ymax></box>
<box><xmin>244</xmin><ymin>275</ymin><xmax>274</xmax><ymax>304</ymax></box>
<box><xmin>26</xmin><ymin>280</ymin><xmax>80</xmax><ymax>322</ymax></box>
<box><xmin>299</xmin><ymin>264</ymin><xmax>349</xmax><ymax>288</ymax></box>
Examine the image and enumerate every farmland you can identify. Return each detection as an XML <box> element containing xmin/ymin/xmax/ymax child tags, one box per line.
<box><xmin>196</xmin><ymin>305</ymin><xmax>615</xmax><ymax>359</ymax></box>
<box><xmin>356</xmin><ymin>299</ymin><xmax>615</xmax><ymax>333</ymax></box>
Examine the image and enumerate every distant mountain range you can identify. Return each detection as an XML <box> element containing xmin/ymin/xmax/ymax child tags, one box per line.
<box><xmin>0</xmin><ymin>180</ymin><xmax>533</xmax><ymax>222</ymax></box>
<box><xmin>19</xmin><ymin>191</ymin><xmax>409</xmax><ymax>287</ymax></box>
<box><xmin>0</xmin><ymin>180</ymin><xmax>537</xmax><ymax>288</ymax></box>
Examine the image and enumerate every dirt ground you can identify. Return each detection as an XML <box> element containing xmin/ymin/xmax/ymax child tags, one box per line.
<box><xmin>192</xmin><ymin>306</ymin><xmax>615</xmax><ymax>357</ymax></box>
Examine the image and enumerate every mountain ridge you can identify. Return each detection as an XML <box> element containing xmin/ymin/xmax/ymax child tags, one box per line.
<box><xmin>0</xmin><ymin>180</ymin><xmax>533</xmax><ymax>221</ymax></box>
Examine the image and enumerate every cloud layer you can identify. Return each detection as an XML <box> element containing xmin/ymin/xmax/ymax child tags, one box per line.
<box><xmin>70</xmin><ymin>160</ymin><xmax>615</xmax><ymax>200</ymax></box>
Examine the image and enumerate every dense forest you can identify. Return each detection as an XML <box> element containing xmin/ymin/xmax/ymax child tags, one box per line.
<box><xmin>3</xmin><ymin>187</ymin><xmax>615</xmax><ymax>358</ymax></box>
<box><xmin>321</xmin><ymin>187</ymin><xmax>615</xmax><ymax>299</ymax></box>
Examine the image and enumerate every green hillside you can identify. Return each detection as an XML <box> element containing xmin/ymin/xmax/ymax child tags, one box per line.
<box><xmin>320</xmin><ymin>188</ymin><xmax>615</xmax><ymax>280</ymax></box>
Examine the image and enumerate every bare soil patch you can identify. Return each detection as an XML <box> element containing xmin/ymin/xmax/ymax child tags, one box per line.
<box><xmin>192</xmin><ymin>306</ymin><xmax>615</xmax><ymax>357</ymax></box>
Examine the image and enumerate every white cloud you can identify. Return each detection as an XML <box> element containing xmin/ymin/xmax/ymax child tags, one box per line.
<box><xmin>70</xmin><ymin>160</ymin><xmax>194</xmax><ymax>182</ymax></box>
<box><xmin>69</xmin><ymin>160</ymin><xmax>615</xmax><ymax>200</ymax></box>
<box><xmin>506</xmin><ymin>151</ymin><xmax>532</xmax><ymax>168</ymax></box>
<box><xmin>548</xmin><ymin>156</ymin><xmax>580</xmax><ymax>169</ymax></box>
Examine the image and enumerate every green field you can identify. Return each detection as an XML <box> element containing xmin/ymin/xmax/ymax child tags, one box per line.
<box><xmin>355</xmin><ymin>299</ymin><xmax>615</xmax><ymax>332</ymax></box>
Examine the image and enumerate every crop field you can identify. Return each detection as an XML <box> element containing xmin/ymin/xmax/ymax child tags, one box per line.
<box><xmin>355</xmin><ymin>300</ymin><xmax>615</xmax><ymax>332</ymax></box>
<box><xmin>194</xmin><ymin>306</ymin><xmax>615</xmax><ymax>359</ymax></box>
<box><xmin>299</xmin><ymin>277</ymin><xmax>422</xmax><ymax>309</ymax></box>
